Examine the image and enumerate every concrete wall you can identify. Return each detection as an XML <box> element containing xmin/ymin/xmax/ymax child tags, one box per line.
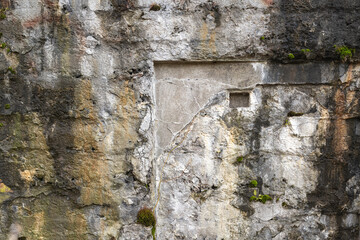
<box><xmin>0</xmin><ymin>0</ymin><xmax>360</xmax><ymax>239</ymax></box>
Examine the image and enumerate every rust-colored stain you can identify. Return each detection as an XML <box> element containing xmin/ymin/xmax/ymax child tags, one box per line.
<box><xmin>0</xmin><ymin>0</ymin><xmax>10</xmax><ymax>8</ymax></box>
<box><xmin>22</xmin><ymin>1</ymin><xmax>60</xmax><ymax>28</ymax></box>
<box><xmin>262</xmin><ymin>0</ymin><xmax>273</xmax><ymax>5</ymax></box>
<box><xmin>209</xmin><ymin>30</ymin><xmax>217</xmax><ymax>55</ymax></box>
<box><xmin>333</xmin><ymin>89</ymin><xmax>347</xmax><ymax>159</ymax></box>
<box><xmin>23</xmin><ymin>14</ymin><xmax>61</xmax><ymax>28</ymax></box>
<box><xmin>199</xmin><ymin>23</ymin><xmax>217</xmax><ymax>56</ymax></box>
<box><xmin>200</xmin><ymin>23</ymin><xmax>209</xmax><ymax>51</ymax></box>
<box><xmin>345</xmin><ymin>64</ymin><xmax>353</xmax><ymax>83</ymax></box>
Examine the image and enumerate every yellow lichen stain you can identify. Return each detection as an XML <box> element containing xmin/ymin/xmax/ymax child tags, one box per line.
<box><xmin>333</xmin><ymin>89</ymin><xmax>348</xmax><ymax>156</ymax></box>
<box><xmin>71</xmin><ymin>126</ymin><xmax>112</xmax><ymax>205</ymax></box>
<box><xmin>75</xmin><ymin>79</ymin><xmax>140</xmax><ymax>206</ymax></box>
<box><xmin>19</xmin><ymin>169</ymin><xmax>37</xmax><ymax>188</ymax></box>
<box><xmin>73</xmin><ymin>79</ymin><xmax>95</xmax><ymax>120</ymax></box>
<box><xmin>33</xmin><ymin>211</ymin><xmax>45</xmax><ymax>236</ymax></box>
<box><xmin>65</xmin><ymin>210</ymin><xmax>88</xmax><ymax>239</ymax></box>
<box><xmin>7</xmin><ymin>112</ymin><xmax>55</xmax><ymax>185</ymax></box>
<box><xmin>58</xmin><ymin>17</ymin><xmax>71</xmax><ymax>76</ymax></box>
<box><xmin>209</xmin><ymin>30</ymin><xmax>217</xmax><ymax>55</ymax></box>
<box><xmin>115</xmin><ymin>80</ymin><xmax>139</xmax><ymax>145</ymax></box>
<box><xmin>199</xmin><ymin>22</ymin><xmax>217</xmax><ymax>56</ymax></box>
<box><xmin>345</xmin><ymin>64</ymin><xmax>353</xmax><ymax>83</ymax></box>
<box><xmin>75</xmin><ymin>79</ymin><xmax>140</xmax><ymax>205</ymax></box>
<box><xmin>0</xmin><ymin>179</ymin><xmax>12</xmax><ymax>203</ymax></box>
<box><xmin>66</xmin><ymin>79</ymin><xmax>113</xmax><ymax>206</ymax></box>
<box><xmin>316</xmin><ymin>107</ymin><xmax>331</xmax><ymax>148</ymax></box>
<box><xmin>78</xmin><ymin>156</ymin><xmax>112</xmax><ymax>206</ymax></box>
<box><xmin>16</xmin><ymin>196</ymin><xmax>90</xmax><ymax>239</ymax></box>
<box><xmin>200</xmin><ymin>23</ymin><xmax>209</xmax><ymax>52</ymax></box>
<box><xmin>0</xmin><ymin>179</ymin><xmax>12</xmax><ymax>193</ymax></box>
<box><xmin>345</xmin><ymin>90</ymin><xmax>358</xmax><ymax>114</ymax></box>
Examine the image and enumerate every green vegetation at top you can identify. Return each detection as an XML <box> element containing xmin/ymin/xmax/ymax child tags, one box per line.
<box><xmin>288</xmin><ymin>53</ymin><xmax>295</xmax><ymax>59</ymax></box>
<box><xmin>0</xmin><ymin>8</ymin><xmax>7</xmax><ymax>20</ymax></box>
<box><xmin>250</xmin><ymin>180</ymin><xmax>258</xmax><ymax>188</ymax></box>
<box><xmin>301</xmin><ymin>49</ymin><xmax>311</xmax><ymax>53</ymax></box>
<box><xmin>334</xmin><ymin>45</ymin><xmax>355</xmax><ymax>61</ymax></box>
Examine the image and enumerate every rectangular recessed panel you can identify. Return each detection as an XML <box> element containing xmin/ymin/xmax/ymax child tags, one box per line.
<box><xmin>229</xmin><ymin>92</ymin><xmax>250</xmax><ymax>108</ymax></box>
<box><xmin>154</xmin><ymin>62</ymin><xmax>258</xmax><ymax>156</ymax></box>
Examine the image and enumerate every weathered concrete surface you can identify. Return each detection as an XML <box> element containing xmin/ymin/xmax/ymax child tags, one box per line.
<box><xmin>0</xmin><ymin>0</ymin><xmax>359</xmax><ymax>239</ymax></box>
<box><xmin>154</xmin><ymin>63</ymin><xmax>360</xmax><ymax>239</ymax></box>
<box><xmin>154</xmin><ymin>62</ymin><xmax>346</xmax><ymax>154</ymax></box>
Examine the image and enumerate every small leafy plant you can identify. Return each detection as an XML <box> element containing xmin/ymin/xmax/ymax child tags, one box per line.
<box><xmin>334</xmin><ymin>45</ymin><xmax>355</xmax><ymax>61</ymax></box>
<box><xmin>260</xmin><ymin>36</ymin><xmax>265</xmax><ymax>41</ymax></box>
<box><xmin>7</xmin><ymin>67</ymin><xmax>16</xmax><ymax>74</ymax></box>
<box><xmin>250</xmin><ymin>194</ymin><xmax>272</xmax><ymax>204</ymax></box>
<box><xmin>0</xmin><ymin>42</ymin><xmax>6</xmax><ymax>49</ymax></box>
<box><xmin>284</xmin><ymin>119</ymin><xmax>290</xmax><ymax>126</ymax></box>
<box><xmin>250</xmin><ymin>180</ymin><xmax>258</xmax><ymax>188</ymax></box>
<box><xmin>0</xmin><ymin>123</ymin><xmax>3</xmax><ymax>127</ymax></box>
<box><xmin>0</xmin><ymin>8</ymin><xmax>7</xmax><ymax>20</ymax></box>
<box><xmin>4</xmin><ymin>104</ymin><xmax>10</xmax><ymax>109</ymax></box>
<box><xmin>301</xmin><ymin>49</ymin><xmax>311</xmax><ymax>53</ymax></box>
<box><xmin>288</xmin><ymin>53</ymin><xmax>295</xmax><ymax>59</ymax></box>
<box><xmin>236</xmin><ymin>156</ymin><xmax>243</xmax><ymax>163</ymax></box>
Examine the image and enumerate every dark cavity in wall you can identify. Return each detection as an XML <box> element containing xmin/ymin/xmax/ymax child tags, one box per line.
<box><xmin>111</xmin><ymin>0</ymin><xmax>136</xmax><ymax>11</ymax></box>
<box><xmin>229</xmin><ymin>92</ymin><xmax>250</xmax><ymax>108</ymax></box>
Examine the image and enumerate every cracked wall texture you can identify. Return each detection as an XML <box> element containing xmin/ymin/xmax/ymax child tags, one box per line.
<box><xmin>0</xmin><ymin>0</ymin><xmax>360</xmax><ymax>239</ymax></box>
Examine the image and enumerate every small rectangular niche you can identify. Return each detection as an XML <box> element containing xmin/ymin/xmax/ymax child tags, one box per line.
<box><xmin>229</xmin><ymin>92</ymin><xmax>250</xmax><ymax>108</ymax></box>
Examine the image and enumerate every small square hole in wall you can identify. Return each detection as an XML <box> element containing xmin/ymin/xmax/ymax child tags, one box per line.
<box><xmin>229</xmin><ymin>92</ymin><xmax>250</xmax><ymax>108</ymax></box>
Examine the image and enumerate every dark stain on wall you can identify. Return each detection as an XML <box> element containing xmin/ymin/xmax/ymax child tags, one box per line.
<box><xmin>268</xmin><ymin>0</ymin><xmax>360</xmax><ymax>61</ymax></box>
<box><xmin>307</xmin><ymin>85</ymin><xmax>360</xmax><ymax>239</ymax></box>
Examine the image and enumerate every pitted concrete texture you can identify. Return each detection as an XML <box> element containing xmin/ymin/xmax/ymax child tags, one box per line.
<box><xmin>154</xmin><ymin>62</ymin><xmax>262</xmax><ymax>154</ymax></box>
<box><xmin>154</xmin><ymin>61</ymin><xmax>346</xmax><ymax>154</ymax></box>
<box><xmin>1</xmin><ymin>0</ymin><xmax>360</xmax><ymax>239</ymax></box>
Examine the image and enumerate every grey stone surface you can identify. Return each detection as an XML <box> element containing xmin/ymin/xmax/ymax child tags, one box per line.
<box><xmin>0</xmin><ymin>0</ymin><xmax>359</xmax><ymax>239</ymax></box>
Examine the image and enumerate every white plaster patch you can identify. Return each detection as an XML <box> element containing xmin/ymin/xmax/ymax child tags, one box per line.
<box><xmin>252</xmin><ymin>62</ymin><xmax>268</xmax><ymax>82</ymax></box>
<box><xmin>289</xmin><ymin>117</ymin><xmax>319</xmax><ymax>137</ymax></box>
<box><xmin>85</xmin><ymin>36</ymin><xmax>100</xmax><ymax>55</ymax></box>
<box><xmin>139</xmin><ymin>108</ymin><xmax>152</xmax><ymax>134</ymax></box>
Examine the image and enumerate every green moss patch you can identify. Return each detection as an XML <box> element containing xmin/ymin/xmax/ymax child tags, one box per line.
<box><xmin>137</xmin><ymin>207</ymin><xmax>156</xmax><ymax>227</ymax></box>
<box><xmin>249</xmin><ymin>180</ymin><xmax>258</xmax><ymax>188</ymax></box>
